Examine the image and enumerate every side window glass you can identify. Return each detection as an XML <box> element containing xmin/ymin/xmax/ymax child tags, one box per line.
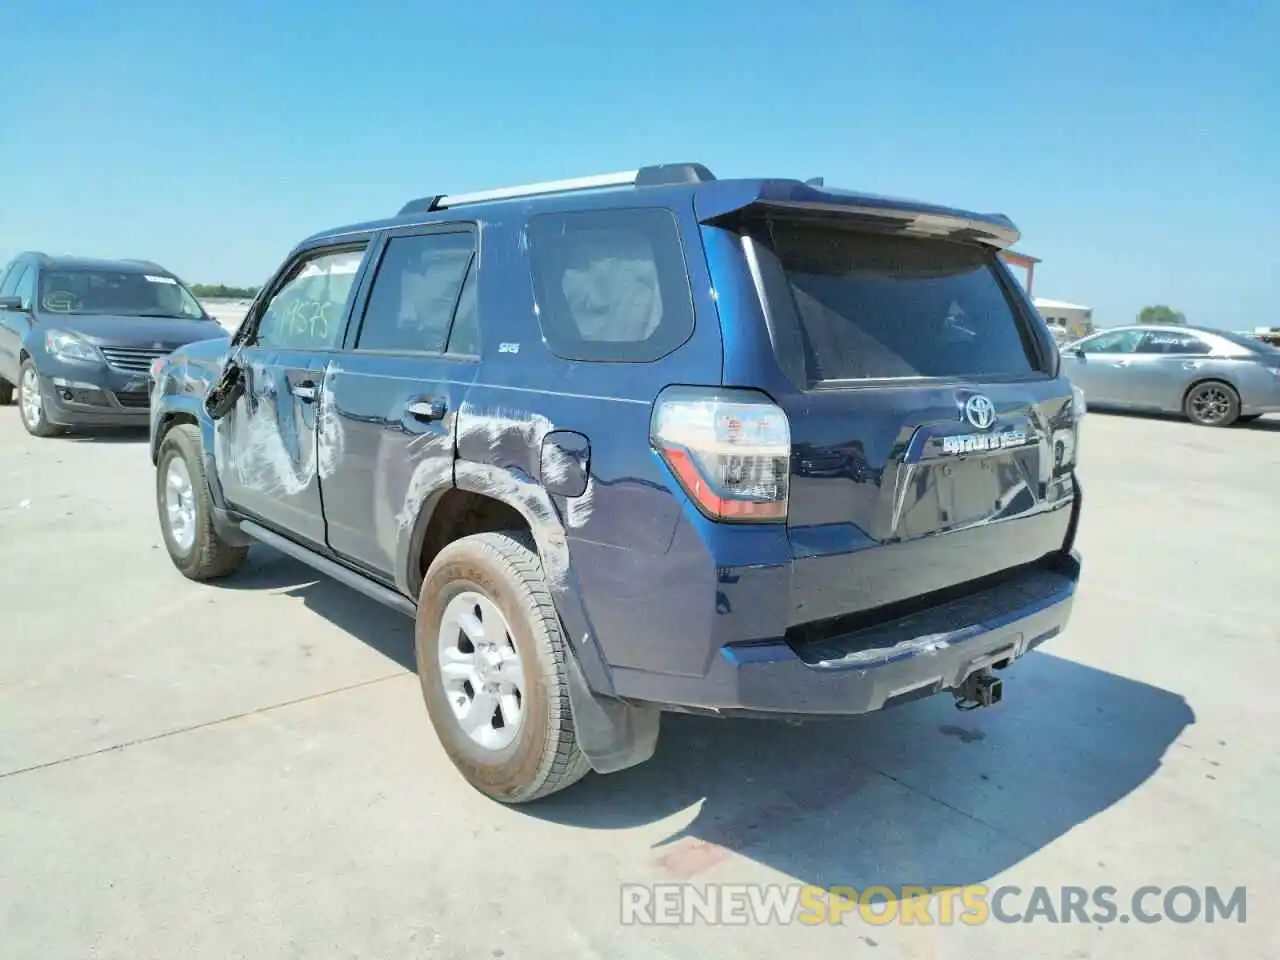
<box><xmin>445</xmin><ymin>259</ymin><xmax>480</xmax><ymax>355</ymax></box>
<box><xmin>356</xmin><ymin>232</ymin><xmax>475</xmax><ymax>353</ymax></box>
<box><xmin>1085</xmin><ymin>330</ymin><xmax>1142</xmax><ymax>353</ymax></box>
<box><xmin>12</xmin><ymin>267</ymin><xmax>36</xmax><ymax>309</ymax></box>
<box><xmin>527</xmin><ymin>207</ymin><xmax>695</xmax><ymax>362</ymax></box>
<box><xmin>1139</xmin><ymin>332</ymin><xmax>1208</xmax><ymax>355</ymax></box>
<box><xmin>0</xmin><ymin>264</ymin><xmax>24</xmax><ymax>299</ymax></box>
<box><xmin>255</xmin><ymin>248</ymin><xmax>365</xmax><ymax>350</ymax></box>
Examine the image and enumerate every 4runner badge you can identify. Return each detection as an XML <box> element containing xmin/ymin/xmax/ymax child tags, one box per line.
<box><xmin>942</xmin><ymin>430</ymin><xmax>1027</xmax><ymax>455</ymax></box>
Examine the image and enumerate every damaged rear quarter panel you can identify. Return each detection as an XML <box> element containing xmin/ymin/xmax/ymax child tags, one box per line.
<box><xmin>450</xmin><ymin>199</ymin><xmax>731</xmax><ymax>683</ymax></box>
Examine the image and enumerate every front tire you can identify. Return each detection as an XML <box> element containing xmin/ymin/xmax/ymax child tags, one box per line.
<box><xmin>18</xmin><ymin>359</ymin><xmax>64</xmax><ymax>437</ymax></box>
<box><xmin>156</xmin><ymin>423</ymin><xmax>249</xmax><ymax>580</ymax></box>
<box><xmin>1184</xmin><ymin>381</ymin><xmax>1240</xmax><ymax>427</ymax></box>
<box><xmin>415</xmin><ymin>531</ymin><xmax>590</xmax><ymax>803</ymax></box>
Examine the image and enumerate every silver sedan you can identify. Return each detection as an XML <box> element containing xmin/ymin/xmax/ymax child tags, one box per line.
<box><xmin>1062</xmin><ymin>324</ymin><xmax>1280</xmax><ymax>427</ymax></box>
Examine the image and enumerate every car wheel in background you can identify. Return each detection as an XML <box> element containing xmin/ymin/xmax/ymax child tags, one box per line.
<box><xmin>18</xmin><ymin>359</ymin><xmax>64</xmax><ymax>438</ymax></box>
<box><xmin>0</xmin><ymin>376</ymin><xmax>13</xmax><ymax>405</ymax></box>
<box><xmin>155</xmin><ymin>423</ymin><xmax>250</xmax><ymax>580</ymax></box>
<box><xmin>1183</xmin><ymin>381</ymin><xmax>1240</xmax><ymax>428</ymax></box>
<box><xmin>415</xmin><ymin>531</ymin><xmax>591</xmax><ymax>803</ymax></box>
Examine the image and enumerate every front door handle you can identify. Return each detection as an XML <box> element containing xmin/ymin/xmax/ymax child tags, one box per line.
<box><xmin>292</xmin><ymin>381</ymin><xmax>318</xmax><ymax>402</ymax></box>
<box><xmin>406</xmin><ymin>398</ymin><xmax>447</xmax><ymax>421</ymax></box>
<box><xmin>1114</xmin><ymin>359</ymin><xmax>1131</xmax><ymax>367</ymax></box>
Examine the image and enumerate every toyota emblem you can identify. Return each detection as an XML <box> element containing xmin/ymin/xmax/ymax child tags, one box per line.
<box><xmin>964</xmin><ymin>394</ymin><xmax>997</xmax><ymax>430</ymax></box>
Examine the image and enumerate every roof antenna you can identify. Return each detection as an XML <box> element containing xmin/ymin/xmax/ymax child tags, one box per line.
<box><xmin>805</xmin><ymin>176</ymin><xmax>824</xmax><ymax>187</ymax></box>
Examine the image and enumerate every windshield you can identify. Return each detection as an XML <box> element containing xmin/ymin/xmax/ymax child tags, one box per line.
<box><xmin>38</xmin><ymin>269</ymin><xmax>207</xmax><ymax>319</ymax></box>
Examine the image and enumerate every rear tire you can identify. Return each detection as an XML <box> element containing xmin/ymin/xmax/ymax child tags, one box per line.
<box><xmin>415</xmin><ymin>531</ymin><xmax>591</xmax><ymax>803</ymax></box>
<box><xmin>156</xmin><ymin>423</ymin><xmax>249</xmax><ymax>580</ymax></box>
<box><xmin>1183</xmin><ymin>381</ymin><xmax>1240</xmax><ymax>427</ymax></box>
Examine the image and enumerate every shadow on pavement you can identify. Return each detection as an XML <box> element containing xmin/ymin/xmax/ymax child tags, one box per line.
<box><xmin>221</xmin><ymin>550</ymin><xmax>1194</xmax><ymax>894</ymax></box>
<box><xmin>1089</xmin><ymin>409</ymin><xmax>1280</xmax><ymax>432</ymax></box>
<box><xmin>222</xmin><ymin>550</ymin><xmax>416</xmax><ymax>670</ymax></box>
<box><xmin>526</xmin><ymin>652</ymin><xmax>1193</xmax><ymax>892</ymax></box>
<box><xmin>61</xmin><ymin>426</ymin><xmax>150</xmax><ymax>444</ymax></box>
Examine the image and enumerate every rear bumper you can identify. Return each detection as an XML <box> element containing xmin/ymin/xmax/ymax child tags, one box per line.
<box><xmin>611</xmin><ymin>551</ymin><xmax>1081</xmax><ymax>717</ymax></box>
<box><xmin>1241</xmin><ymin>401</ymin><xmax>1280</xmax><ymax>416</ymax></box>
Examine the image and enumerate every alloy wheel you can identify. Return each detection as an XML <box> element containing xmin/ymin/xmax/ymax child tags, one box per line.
<box><xmin>437</xmin><ymin>591</ymin><xmax>526</xmax><ymax>752</ymax></box>
<box><xmin>19</xmin><ymin>368</ymin><xmax>42</xmax><ymax>431</ymax></box>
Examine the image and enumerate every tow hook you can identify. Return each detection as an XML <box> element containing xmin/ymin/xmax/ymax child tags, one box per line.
<box><xmin>954</xmin><ymin>669</ymin><xmax>1003</xmax><ymax>711</ymax></box>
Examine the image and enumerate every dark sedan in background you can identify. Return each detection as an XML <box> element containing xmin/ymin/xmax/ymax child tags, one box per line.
<box><xmin>1062</xmin><ymin>323</ymin><xmax>1280</xmax><ymax>427</ymax></box>
<box><xmin>0</xmin><ymin>253</ymin><xmax>229</xmax><ymax>437</ymax></box>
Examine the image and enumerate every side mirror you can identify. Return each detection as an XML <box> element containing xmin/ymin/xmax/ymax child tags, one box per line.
<box><xmin>1069</xmin><ymin>345</ymin><xmax>1085</xmax><ymax>356</ymax></box>
<box><xmin>0</xmin><ymin>296</ymin><xmax>23</xmax><ymax>311</ymax></box>
<box><xmin>204</xmin><ymin>359</ymin><xmax>245</xmax><ymax>420</ymax></box>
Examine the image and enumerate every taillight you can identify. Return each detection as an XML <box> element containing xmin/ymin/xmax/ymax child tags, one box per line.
<box><xmin>651</xmin><ymin>386</ymin><xmax>790</xmax><ymax>522</ymax></box>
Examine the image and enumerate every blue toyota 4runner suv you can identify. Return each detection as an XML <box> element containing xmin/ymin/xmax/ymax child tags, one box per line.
<box><xmin>148</xmin><ymin>163</ymin><xmax>1083</xmax><ymax>803</ymax></box>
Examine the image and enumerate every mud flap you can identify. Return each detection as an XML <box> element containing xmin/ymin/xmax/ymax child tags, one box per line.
<box><xmin>563</xmin><ymin>642</ymin><xmax>661</xmax><ymax>774</ymax></box>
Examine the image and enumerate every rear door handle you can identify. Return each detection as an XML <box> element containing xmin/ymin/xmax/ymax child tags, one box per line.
<box><xmin>406</xmin><ymin>398</ymin><xmax>447</xmax><ymax>421</ymax></box>
<box><xmin>292</xmin><ymin>381</ymin><xmax>318</xmax><ymax>402</ymax></box>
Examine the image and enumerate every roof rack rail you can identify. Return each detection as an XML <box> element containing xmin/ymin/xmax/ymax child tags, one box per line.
<box><xmin>398</xmin><ymin>195</ymin><xmax>445</xmax><ymax>215</ymax></box>
<box><xmin>399</xmin><ymin>162</ymin><xmax>715</xmax><ymax>215</ymax></box>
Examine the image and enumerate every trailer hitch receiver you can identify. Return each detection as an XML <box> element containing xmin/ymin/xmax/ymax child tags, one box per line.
<box><xmin>954</xmin><ymin>669</ymin><xmax>1003</xmax><ymax>711</ymax></box>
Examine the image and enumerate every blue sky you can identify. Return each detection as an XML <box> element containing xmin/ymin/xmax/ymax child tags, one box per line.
<box><xmin>1</xmin><ymin>0</ymin><xmax>1275</xmax><ymax>329</ymax></box>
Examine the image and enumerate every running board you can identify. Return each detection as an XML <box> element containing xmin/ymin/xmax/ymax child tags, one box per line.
<box><xmin>239</xmin><ymin>520</ymin><xmax>417</xmax><ymax>619</ymax></box>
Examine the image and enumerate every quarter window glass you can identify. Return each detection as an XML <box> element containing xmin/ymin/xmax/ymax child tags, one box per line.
<box><xmin>255</xmin><ymin>248</ymin><xmax>365</xmax><ymax>350</ymax></box>
<box><xmin>527</xmin><ymin>208</ymin><xmax>695</xmax><ymax>362</ymax></box>
<box><xmin>2</xmin><ymin>265</ymin><xmax>29</xmax><ymax>301</ymax></box>
<box><xmin>446</xmin><ymin>259</ymin><xmax>480</xmax><ymax>355</ymax></box>
<box><xmin>0</xmin><ymin>263</ymin><xmax>20</xmax><ymax>297</ymax></box>
<box><xmin>12</xmin><ymin>266</ymin><xmax>35</xmax><ymax>308</ymax></box>
<box><xmin>1082</xmin><ymin>330</ymin><xmax>1143</xmax><ymax>353</ymax></box>
<box><xmin>357</xmin><ymin>232</ymin><xmax>475</xmax><ymax>353</ymax></box>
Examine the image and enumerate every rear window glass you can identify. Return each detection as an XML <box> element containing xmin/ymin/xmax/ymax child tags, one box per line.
<box><xmin>1214</xmin><ymin>329</ymin><xmax>1280</xmax><ymax>355</ymax></box>
<box><xmin>526</xmin><ymin>208</ymin><xmax>695</xmax><ymax>362</ymax></box>
<box><xmin>763</xmin><ymin>221</ymin><xmax>1038</xmax><ymax>382</ymax></box>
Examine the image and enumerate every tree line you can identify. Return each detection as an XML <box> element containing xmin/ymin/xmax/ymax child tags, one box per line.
<box><xmin>190</xmin><ymin>283</ymin><xmax>260</xmax><ymax>299</ymax></box>
<box><xmin>1137</xmin><ymin>305</ymin><xmax>1187</xmax><ymax>325</ymax></box>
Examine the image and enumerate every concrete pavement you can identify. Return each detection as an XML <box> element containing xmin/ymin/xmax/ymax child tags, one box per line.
<box><xmin>1</xmin><ymin>409</ymin><xmax>1277</xmax><ymax>958</ymax></box>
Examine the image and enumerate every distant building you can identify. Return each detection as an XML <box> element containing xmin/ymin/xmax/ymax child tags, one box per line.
<box><xmin>997</xmin><ymin>250</ymin><xmax>1095</xmax><ymax>342</ymax></box>
<box><xmin>1034</xmin><ymin>298</ymin><xmax>1095</xmax><ymax>341</ymax></box>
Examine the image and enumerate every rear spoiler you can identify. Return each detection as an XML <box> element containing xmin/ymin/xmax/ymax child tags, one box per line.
<box><xmin>694</xmin><ymin>180</ymin><xmax>1020</xmax><ymax>249</ymax></box>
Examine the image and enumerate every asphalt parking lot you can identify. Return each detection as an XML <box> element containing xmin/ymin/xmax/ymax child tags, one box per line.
<box><xmin>1</xmin><ymin>409</ymin><xmax>1277</xmax><ymax>959</ymax></box>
